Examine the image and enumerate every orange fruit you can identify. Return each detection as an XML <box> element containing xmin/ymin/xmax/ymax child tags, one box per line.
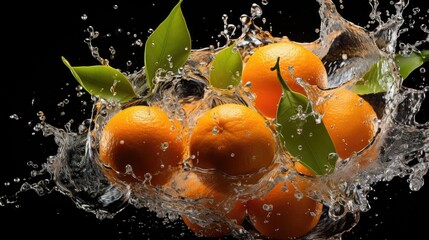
<box><xmin>315</xmin><ymin>88</ymin><xmax>378</xmax><ymax>160</ymax></box>
<box><xmin>242</xmin><ymin>41</ymin><xmax>328</xmax><ymax>118</ymax></box>
<box><xmin>172</xmin><ymin>172</ymin><xmax>246</xmax><ymax>238</ymax></box>
<box><xmin>98</xmin><ymin>105</ymin><xmax>185</xmax><ymax>186</ymax></box>
<box><xmin>294</xmin><ymin>162</ymin><xmax>316</xmax><ymax>177</ymax></box>
<box><xmin>176</xmin><ymin>172</ymin><xmax>246</xmax><ymax>238</ymax></box>
<box><xmin>189</xmin><ymin>103</ymin><xmax>276</xmax><ymax>185</ymax></box>
<box><xmin>246</xmin><ymin>179</ymin><xmax>323</xmax><ymax>239</ymax></box>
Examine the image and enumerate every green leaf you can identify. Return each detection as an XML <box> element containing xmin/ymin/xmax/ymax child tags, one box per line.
<box><xmin>394</xmin><ymin>50</ymin><xmax>429</xmax><ymax>79</ymax></box>
<box><xmin>273</xmin><ymin>58</ymin><xmax>337</xmax><ymax>175</ymax></box>
<box><xmin>209</xmin><ymin>43</ymin><xmax>243</xmax><ymax>89</ymax></box>
<box><xmin>144</xmin><ymin>0</ymin><xmax>191</xmax><ymax>89</ymax></box>
<box><xmin>352</xmin><ymin>57</ymin><xmax>396</xmax><ymax>95</ymax></box>
<box><xmin>352</xmin><ymin>49</ymin><xmax>428</xmax><ymax>95</ymax></box>
<box><xmin>62</xmin><ymin>56</ymin><xmax>137</xmax><ymax>103</ymax></box>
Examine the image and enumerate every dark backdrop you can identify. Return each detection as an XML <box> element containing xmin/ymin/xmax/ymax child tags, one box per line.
<box><xmin>2</xmin><ymin>0</ymin><xmax>428</xmax><ymax>239</ymax></box>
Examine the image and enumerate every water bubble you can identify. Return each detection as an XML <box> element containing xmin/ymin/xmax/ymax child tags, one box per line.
<box><xmin>212</xmin><ymin>126</ymin><xmax>219</xmax><ymax>135</ymax></box>
<box><xmin>261</xmin><ymin>0</ymin><xmax>268</xmax><ymax>5</ymax></box>
<box><xmin>222</xmin><ymin>14</ymin><xmax>228</xmax><ymax>22</ymax></box>
<box><xmin>262</xmin><ymin>204</ymin><xmax>273</xmax><ymax>211</ymax></box>
<box><xmin>144</xmin><ymin>173</ymin><xmax>152</xmax><ymax>182</ymax></box>
<box><xmin>134</xmin><ymin>39</ymin><xmax>143</xmax><ymax>46</ymax></box>
<box><xmin>294</xmin><ymin>191</ymin><xmax>303</xmax><ymax>200</ymax></box>
<box><xmin>251</xmin><ymin>3</ymin><xmax>263</xmax><ymax>19</ymax></box>
<box><xmin>160</xmin><ymin>142</ymin><xmax>169</xmax><ymax>151</ymax></box>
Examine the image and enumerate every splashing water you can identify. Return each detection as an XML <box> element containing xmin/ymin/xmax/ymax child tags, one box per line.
<box><xmin>3</xmin><ymin>0</ymin><xmax>428</xmax><ymax>239</ymax></box>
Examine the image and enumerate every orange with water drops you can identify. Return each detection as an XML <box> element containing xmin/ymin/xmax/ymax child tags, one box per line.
<box><xmin>242</xmin><ymin>41</ymin><xmax>328</xmax><ymax>118</ymax></box>
<box><xmin>314</xmin><ymin>88</ymin><xmax>379</xmax><ymax>160</ymax></box>
<box><xmin>246</xmin><ymin>179</ymin><xmax>323</xmax><ymax>239</ymax></box>
<box><xmin>98</xmin><ymin>105</ymin><xmax>185</xmax><ymax>186</ymax></box>
<box><xmin>189</xmin><ymin>103</ymin><xmax>276</xmax><ymax>186</ymax></box>
<box><xmin>170</xmin><ymin>171</ymin><xmax>246</xmax><ymax>238</ymax></box>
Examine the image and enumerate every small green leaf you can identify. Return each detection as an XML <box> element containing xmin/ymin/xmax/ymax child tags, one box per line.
<box><xmin>62</xmin><ymin>56</ymin><xmax>137</xmax><ymax>103</ymax></box>
<box><xmin>394</xmin><ymin>50</ymin><xmax>429</xmax><ymax>79</ymax></box>
<box><xmin>273</xmin><ymin>58</ymin><xmax>337</xmax><ymax>175</ymax></box>
<box><xmin>209</xmin><ymin>43</ymin><xmax>243</xmax><ymax>89</ymax></box>
<box><xmin>144</xmin><ymin>0</ymin><xmax>191</xmax><ymax>89</ymax></box>
<box><xmin>352</xmin><ymin>57</ymin><xmax>396</xmax><ymax>95</ymax></box>
<box><xmin>352</xmin><ymin>49</ymin><xmax>428</xmax><ymax>95</ymax></box>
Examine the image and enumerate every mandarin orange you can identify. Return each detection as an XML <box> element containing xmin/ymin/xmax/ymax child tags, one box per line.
<box><xmin>189</xmin><ymin>103</ymin><xmax>276</xmax><ymax>185</ymax></box>
<box><xmin>315</xmin><ymin>88</ymin><xmax>379</xmax><ymax>160</ymax></box>
<box><xmin>98</xmin><ymin>105</ymin><xmax>185</xmax><ymax>186</ymax></box>
<box><xmin>242</xmin><ymin>41</ymin><xmax>328</xmax><ymax>118</ymax></box>
<box><xmin>171</xmin><ymin>172</ymin><xmax>246</xmax><ymax>238</ymax></box>
<box><xmin>246</xmin><ymin>179</ymin><xmax>323</xmax><ymax>239</ymax></box>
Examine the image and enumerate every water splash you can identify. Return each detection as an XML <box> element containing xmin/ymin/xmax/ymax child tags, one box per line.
<box><xmin>3</xmin><ymin>0</ymin><xmax>428</xmax><ymax>239</ymax></box>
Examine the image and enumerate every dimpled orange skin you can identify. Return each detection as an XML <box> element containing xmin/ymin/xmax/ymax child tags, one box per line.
<box><xmin>315</xmin><ymin>88</ymin><xmax>378</xmax><ymax>160</ymax></box>
<box><xmin>242</xmin><ymin>41</ymin><xmax>328</xmax><ymax>118</ymax></box>
<box><xmin>176</xmin><ymin>172</ymin><xmax>246</xmax><ymax>238</ymax></box>
<box><xmin>246</xmin><ymin>180</ymin><xmax>323</xmax><ymax>240</ymax></box>
<box><xmin>98</xmin><ymin>105</ymin><xmax>185</xmax><ymax>186</ymax></box>
<box><xmin>189</xmin><ymin>103</ymin><xmax>276</xmax><ymax>177</ymax></box>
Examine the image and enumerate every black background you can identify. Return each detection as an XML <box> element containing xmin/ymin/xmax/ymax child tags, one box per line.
<box><xmin>2</xmin><ymin>0</ymin><xmax>428</xmax><ymax>239</ymax></box>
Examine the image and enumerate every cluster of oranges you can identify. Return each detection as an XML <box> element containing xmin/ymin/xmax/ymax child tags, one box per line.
<box><xmin>98</xmin><ymin>40</ymin><xmax>379</xmax><ymax>239</ymax></box>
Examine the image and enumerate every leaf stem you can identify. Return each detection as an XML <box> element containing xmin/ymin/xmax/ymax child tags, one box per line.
<box><xmin>270</xmin><ymin>57</ymin><xmax>291</xmax><ymax>92</ymax></box>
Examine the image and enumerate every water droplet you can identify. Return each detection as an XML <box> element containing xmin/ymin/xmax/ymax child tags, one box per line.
<box><xmin>251</xmin><ymin>3</ymin><xmax>263</xmax><ymax>18</ymax></box>
<box><xmin>9</xmin><ymin>114</ymin><xmax>19</xmax><ymax>120</ymax></box>
<box><xmin>294</xmin><ymin>192</ymin><xmax>303</xmax><ymax>200</ymax></box>
<box><xmin>212</xmin><ymin>126</ymin><xmax>220</xmax><ymax>135</ymax></box>
<box><xmin>144</xmin><ymin>173</ymin><xmax>152</xmax><ymax>182</ymax></box>
<box><xmin>160</xmin><ymin>142</ymin><xmax>169</xmax><ymax>151</ymax></box>
<box><xmin>328</xmin><ymin>153</ymin><xmax>339</xmax><ymax>161</ymax></box>
<box><xmin>230</xmin><ymin>153</ymin><xmax>235</xmax><ymax>158</ymax></box>
<box><xmin>113</xmin><ymin>4</ymin><xmax>118</xmax><ymax>10</ymax></box>
<box><xmin>262</xmin><ymin>204</ymin><xmax>273</xmax><ymax>211</ymax></box>
<box><xmin>240</xmin><ymin>14</ymin><xmax>252</xmax><ymax>26</ymax></box>
<box><xmin>81</xmin><ymin>14</ymin><xmax>88</xmax><ymax>21</ymax></box>
<box><xmin>261</xmin><ymin>0</ymin><xmax>268</xmax><ymax>5</ymax></box>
